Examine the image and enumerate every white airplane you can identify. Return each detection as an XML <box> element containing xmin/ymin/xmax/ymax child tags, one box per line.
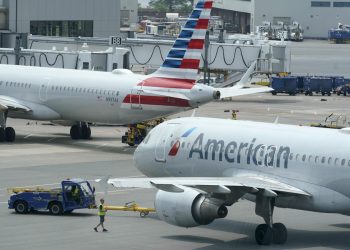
<box><xmin>105</xmin><ymin>117</ymin><xmax>350</xmax><ymax>245</ymax></box>
<box><xmin>0</xmin><ymin>0</ymin><xmax>270</xmax><ymax>143</ymax></box>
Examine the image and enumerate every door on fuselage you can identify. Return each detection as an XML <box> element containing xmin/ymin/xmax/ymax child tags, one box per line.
<box><xmin>154</xmin><ymin>123</ymin><xmax>178</xmax><ymax>163</ymax></box>
<box><xmin>130</xmin><ymin>88</ymin><xmax>143</xmax><ymax>109</ymax></box>
<box><xmin>39</xmin><ymin>78</ymin><xmax>50</xmax><ymax>102</ymax></box>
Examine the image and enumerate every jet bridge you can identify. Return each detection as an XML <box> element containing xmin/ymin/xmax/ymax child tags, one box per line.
<box><xmin>24</xmin><ymin>35</ymin><xmax>291</xmax><ymax>75</ymax></box>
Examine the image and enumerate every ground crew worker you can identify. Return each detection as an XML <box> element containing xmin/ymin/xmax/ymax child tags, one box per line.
<box><xmin>94</xmin><ymin>198</ymin><xmax>108</xmax><ymax>232</ymax></box>
<box><xmin>232</xmin><ymin>110</ymin><xmax>237</xmax><ymax>120</ymax></box>
<box><xmin>71</xmin><ymin>185</ymin><xmax>80</xmax><ymax>204</ymax></box>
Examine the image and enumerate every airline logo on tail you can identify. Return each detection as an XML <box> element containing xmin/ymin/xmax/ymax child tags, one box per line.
<box><xmin>154</xmin><ymin>0</ymin><xmax>213</xmax><ymax>82</ymax></box>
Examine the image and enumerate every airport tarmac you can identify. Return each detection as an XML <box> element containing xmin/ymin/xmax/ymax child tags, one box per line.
<box><xmin>1</xmin><ymin>93</ymin><xmax>350</xmax><ymax>250</ymax></box>
<box><xmin>1</xmin><ymin>40</ymin><xmax>350</xmax><ymax>250</ymax></box>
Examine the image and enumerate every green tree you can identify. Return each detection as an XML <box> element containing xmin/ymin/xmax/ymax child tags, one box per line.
<box><xmin>149</xmin><ymin>0</ymin><xmax>192</xmax><ymax>13</ymax></box>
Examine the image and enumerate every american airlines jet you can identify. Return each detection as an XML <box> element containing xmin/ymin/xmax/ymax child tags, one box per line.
<box><xmin>0</xmin><ymin>0</ymin><xmax>270</xmax><ymax>143</ymax></box>
<box><xmin>106</xmin><ymin>117</ymin><xmax>350</xmax><ymax>245</ymax></box>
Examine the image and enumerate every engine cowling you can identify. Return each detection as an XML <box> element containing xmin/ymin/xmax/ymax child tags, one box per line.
<box><xmin>155</xmin><ymin>188</ymin><xmax>228</xmax><ymax>228</ymax></box>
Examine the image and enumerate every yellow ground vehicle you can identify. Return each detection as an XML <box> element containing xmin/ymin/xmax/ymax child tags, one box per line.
<box><xmin>122</xmin><ymin>119</ymin><xmax>165</xmax><ymax>146</ymax></box>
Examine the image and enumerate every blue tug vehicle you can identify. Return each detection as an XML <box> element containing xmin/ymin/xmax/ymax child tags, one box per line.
<box><xmin>8</xmin><ymin>179</ymin><xmax>96</xmax><ymax>215</ymax></box>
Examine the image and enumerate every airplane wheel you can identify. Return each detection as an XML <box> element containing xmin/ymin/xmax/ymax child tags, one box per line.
<box><xmin>5</xmin><ymin>127</ymin><xmax>15</xmax><ymax>142</ymax></box>
<box><xmin>273</xmin><ymin>223</ymin><xmax>287</xmax><ymax>244</ymax></box>
<box><xmin>82</xmin><ymin>125</ymin><xmax>91</xmax><ymax>140</ymax></box>
<box><xmin>0</xmin><ymin>128</ymin><xmax>5</xmax><ymax>142</ymax></box>
<box><xmin>70</xmin><ymin>125</ymin><xmax>81</xmax><ymax>140</ymax></box>
<box><xmin>255</xmin><ymin>224</ymin><xmax>273</xmax><ymax>245</ymax></box>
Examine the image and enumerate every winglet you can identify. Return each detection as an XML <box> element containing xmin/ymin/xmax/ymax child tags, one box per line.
<box><xmin>95</xmin><ymin>176</ymin><xmax>111</xmax><ymax>196</ymax></box>
<box><xmin>235</xmin><ymin>61</ymin><xmax>257</xmax><ymax>88</ymax></box>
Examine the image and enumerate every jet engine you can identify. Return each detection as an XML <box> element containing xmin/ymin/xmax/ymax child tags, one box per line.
<box><xmin>155</xmin><ymin>188</ymin><xmax>228</xmax><ymax>228</ymax></box>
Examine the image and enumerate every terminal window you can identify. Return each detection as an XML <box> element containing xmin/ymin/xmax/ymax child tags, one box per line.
<box><xmin>311</xmin><ymin>1</ymin><xmax>331</xmax><ymax>7</ymax></box>
<box><xmin>333</xmin><ymin>2</ymin><xmax>350</xmax><ymax>7</ymax></box>
<box><xmin>30</xmin><ymin>21</ymin><xmax>93</xmax><ymax>37</ymax></box>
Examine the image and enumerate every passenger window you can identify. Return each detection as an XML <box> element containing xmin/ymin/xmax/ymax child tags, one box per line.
<box><xmin>308</xmin><ymin>155</ymin><xmax>313</xmax><ymax>162</ymax></box>
<box><xmin>335</xmin><ymin>158</ymin><xmax>339</xmax><ymax>165</ymax></box>
<box><xmin>315</xmin><ymin>156</ymin><xmax>319</xmax><ymax>163</ymax></box>
<box><xmin>341</xmin><ymin>159</ymin><xmax>346</xmax><ymax>166</ymax></box>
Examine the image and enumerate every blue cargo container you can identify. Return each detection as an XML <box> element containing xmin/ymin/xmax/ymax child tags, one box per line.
<box><xmin>304</xmin><ymin>77</ymin><xmax>332</xmax><ymax>96</ymax></box>
<box><xmin>329</xmin><ymin>29</ymin><xmax>350</xmax><ymax>43</ymax></box>
<box><xmin>296</xmin><ymin>76</ymin><xmax>304</xmax><ymax>92</ymax></box>
<box><xmin>271</xmin><ymin>76</ymin><xmax>298</xmax><ymax>95</ymax></box>
<box><xmin>331</xmin><ymin>76</ymin><xmax>345</xmax><ymax>91</ymax></box>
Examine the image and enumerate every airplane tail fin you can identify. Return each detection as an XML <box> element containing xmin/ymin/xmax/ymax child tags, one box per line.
<box><xmin>151</xmin><ymin>0</ymin><xmax>213</xmax><ymax>83</ymax></box>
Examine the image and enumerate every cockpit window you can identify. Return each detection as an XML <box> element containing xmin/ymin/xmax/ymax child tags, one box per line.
<box><xmin>143</xmin><ymin>133</ymin><xmax>151</xmax><ymax>144</ymax></box>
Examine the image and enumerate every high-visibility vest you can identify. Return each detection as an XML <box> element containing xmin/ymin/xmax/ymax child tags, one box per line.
<box><xmin>98</xmin><ymin>204</ymin><xmax>106</xmax><ymax>216</ymax></box>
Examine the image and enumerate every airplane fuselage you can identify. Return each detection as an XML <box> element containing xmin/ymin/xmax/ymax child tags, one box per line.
<box><xmin>134</xmin><ymin>117</ymin><xmax>350</xmax><ymax>215</ymax></box>
<box><xmin>0</xmin><ymin>65</ymin><xmax>215</xmax><ymax>124</ymax></box>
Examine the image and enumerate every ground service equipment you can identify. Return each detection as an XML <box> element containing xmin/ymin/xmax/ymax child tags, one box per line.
<box><xmin>104</xmin><ymin>201</ymin><xmax>156</xmax><ymax>217</ymax></box>
<box><xmin>304</xmin><ymin>77</ymin><xmax>332</xmax><ymax>96</ymax></box>
<box><xmin>8</xmin><ymin>179</ymin><xmax>96</xmax><ymax>215</ymax></box>
<box><xmin>329</xmin><ymin>23</ymin><xmax>350</xmax><ymax>43</ymax></box>
<box><xmin>271</xmin><ymin>76</ymin><xmax>298</xmax><ymax>95</ymax></box>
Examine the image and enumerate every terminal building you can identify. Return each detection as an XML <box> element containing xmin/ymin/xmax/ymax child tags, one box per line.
<box><xmin>0</xmin><ymin>0</ymin><xmax>138</xmax><ymax>38</ymax></box>
<box><xmin>211</xmin><ymin>0</ymin><xmax>350</xmax><ymax>38</ymax></box>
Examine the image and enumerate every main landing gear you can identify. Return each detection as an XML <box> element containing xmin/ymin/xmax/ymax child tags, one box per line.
<box><xmin>0</xmin><ymin>111</ymin><xmax>15</xmax><ymax>142</ymax></box>
<box><xmin>70</xmin><ymin>122</ymin><xmax>91</xmax><ymax>140</ymax></box>
<box><xmin>254</xmin><ymin>193</ymin><xmax>287</xmax><ymax>245</ymax></box>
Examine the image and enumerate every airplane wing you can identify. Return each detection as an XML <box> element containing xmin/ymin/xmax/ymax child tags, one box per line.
<box><xmin>215</xmin><ymin>61</ymin><xmax>273</xmax><ymax>99</ymax></box>
<box><xmin>217</xmin><ymin>86</ymin><xmax>274</xmax><ymax>99</ymax></box>
<box><xmin>0</xmin><ymin>95</ymin><xmax>32</xmax><ymax>112</ymax></box>
<box><xmin>105</xmin><ymin>176</ymin><xmax>310</xmax><ymax>197</ymax></box>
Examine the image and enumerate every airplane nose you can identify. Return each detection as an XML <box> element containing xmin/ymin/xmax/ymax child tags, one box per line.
<box><xmin>133</xmin><ymin>138</ymin><xmax>155</xmax><ymax>176</ymax></box>
<box><xmin>133</xmin><ymin>144</ymin><xmax>144</xmax><ymax>171</ymax></box>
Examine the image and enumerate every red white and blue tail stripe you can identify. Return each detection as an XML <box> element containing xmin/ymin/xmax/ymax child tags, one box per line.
<box><xmin>152</xmin><ymin>0</ymin><xmax>213</xmax><ymax>83</ymax></box>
